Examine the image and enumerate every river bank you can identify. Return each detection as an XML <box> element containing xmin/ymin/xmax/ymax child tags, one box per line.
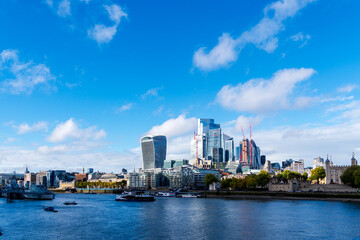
<box><xmin>49</xmin><ymin>189</ymin><xmax>360</xmax><ymax>202</ymax></box>
<box><xmin>204</xmin><ymin>191</ymin><xmax>360</xmax><ymax>202</ymax></box>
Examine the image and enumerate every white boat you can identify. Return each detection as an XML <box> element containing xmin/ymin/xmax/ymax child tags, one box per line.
<box><xmin>155</xmin><ymin>192</ymin><xmax>175</xmax><ymax>197</ymax></box>
<box><xmin>178</xmin><ymin>193</ymin><xmax>200</xmax><ymax>198</ymax></box>
<box><xmin>116</xmin><ymin>192</ymin><xmax>155</xmax><ymax>202</ymax></box>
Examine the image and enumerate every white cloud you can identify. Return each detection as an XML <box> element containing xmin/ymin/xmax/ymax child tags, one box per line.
<box><xmin>147</xmin><ymin>114</ymin><xmax>197</xmax><ymax>138</ymax></box>
<box><xmin>337</xmin><ymin>84</ymin><xmax>357</xmax><ymax>93</ymax></box>
<box><xmin>167</xmin><ymin>135</ymin><xmax>192</xmax><ymax>160</ymax></box>
<box><xmin>0</xmin><ymin>49</ymin><xmax>56</xmax><ymax>94</ymax></box>
<box><xmin>193</xmin><ymin>33</ymin><xmax>238</xmax><ymax>71</ymax></box>
<box><xmin>216</xmin><ymin>68</ymin><xmax>316</xmax><ymax>114</ymax></box>
<box><xmin>193</xmin><ymin>0</ymin><xmax>315</xmax><ymax>71</ymax></box>
<box><xmin>105</xmin><ymin>4</ymin><xmax>127</xmax><ymax>25</ymax></box>
<box><xmin>153</xmin><ymin>105</ymin><xmax>164</xmax><ymax>116</ymax></box>
<box><xmin>233</xmin><ymin>115</ymin><xmax>263</xmax><ymax>133</ymax></box>
<box><xmin>290</xmin><ymin>32</ymin><xmax>311</xmax><ymax>47</ymax></box>
<box><xmin>290</xmin><ymin>32</ymin><xmax>311</xmax><ymax>42</ymax></box>
<box><xmin>141</xmin><ymin>87</ymin><xmax>162</xmax><ymax>99</ymax></box>
<box><xmin>220</xmin><ymin>100</ymin><xmax>360</xmax><ymax>167</ymax></box>
<box><xmin>4</xmin><ymin>137</ymin><xmax>15</xmax><ymax>144</ymax></box>
<box><xmin>38</xmin><ymin>145</ymin><xmax>68</xmax><ymax>154</ymax></box>
<box><xmin>253</xmin><ymin>121</ymin><xmax>360</xmax><ymax>166</ymax></box>
<box><xmin>47</xmin><ymin>118</ymin><xmax>106</xmax><ymax>143</ymax></box>
<box><xmin>320</xmin><ymin>95</ymin><xmax>354</xmax><ymax>104</ymax></box>
<box><xmin>0</xmin><ymin>145</ymin><xmax>142</xmax><ymax>173</ymax></box>
<box><xmin>45</xmin><ymin>0</ymin><xmax>53</xmax><ymax>7</ymax></box>
<box><xmin>88</xmin><ymin>4</ymin><xmax>127</xmax><ymax>44</ymax></box>
<box><xmin>293</xmin><ymin>96</ymin><xmax>319</xmax><ymax>109</ymax></box>
<box><xmin>57</xmin><ymin>0</ymin><xmax>71</xmax><ymax>17</ymax></box>
<box><xmin>145</xmin><ymin>115</ymin><xmax>198</xmax><ymax>160</ymax></box>
<box><xmin>88</xmin><ymin>25</ymin><xmax>118</xmax><ymax>44</ymax></box>
<box><xmin>14</xmin><ymin>121</ymin><xmax>48</xmax><ymax>134</ymax></box>
<box><xmin>117</xmin><ymin>103</ymin><xmax>134</xmax><ymax>112</ymax></box>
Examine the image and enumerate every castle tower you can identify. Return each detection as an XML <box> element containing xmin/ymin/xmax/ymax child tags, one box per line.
<box><xmin>351</xmin><ymin>152</ymin><xmax>358</xmax><ymax>166</ymax></box>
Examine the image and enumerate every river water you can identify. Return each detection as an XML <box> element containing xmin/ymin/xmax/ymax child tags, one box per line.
<box><xmin>1</xmin><ymin>193</ymin><xmax>360</xmax><ymax>240</ymax></box>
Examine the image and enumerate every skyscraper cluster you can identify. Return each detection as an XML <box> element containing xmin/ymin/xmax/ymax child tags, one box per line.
<box><xmin>191</xmin><ymin>118</ymin><xmax>262</xmax><ymax>169</ymax></box>
<box><xmin>190</xmin><ymin>119</ymin><xmax>234</xmax><ymax>164</ymax></box>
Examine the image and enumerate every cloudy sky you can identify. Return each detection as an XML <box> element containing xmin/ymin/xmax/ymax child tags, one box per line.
<box><xmin>1</xmin><ymin>0</ymin><xmax>360</xmax><ymax>172</ymax></box>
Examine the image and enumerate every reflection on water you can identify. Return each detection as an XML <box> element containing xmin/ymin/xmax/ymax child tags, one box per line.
<box><xmin>1</xmin><ymin>194</ymin><xmax>360</xmax><ymax>240</ymax></box>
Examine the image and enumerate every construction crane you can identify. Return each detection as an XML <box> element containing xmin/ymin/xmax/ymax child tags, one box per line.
<box><xmin>249</xmin><ymin>122</ymin><xmax>252</xmax><ymax>167</ymax></box>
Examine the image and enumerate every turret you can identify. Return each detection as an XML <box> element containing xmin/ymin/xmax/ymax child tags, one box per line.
<box><xmin>351</xmin><ymin>152</ymin><xmax>357</xmax><ymax>166</ymax></box>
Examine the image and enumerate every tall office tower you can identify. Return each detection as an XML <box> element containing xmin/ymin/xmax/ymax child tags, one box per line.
<box><xmin>141</xmin><ymin>135</ymin><xmax>167</xmax><ymax>170</ymax></box>
<box><xmin>212</xmin><ymin>148</ymin><xmax>223</xmax><ymax>163</ymax></box>
<box><xmin>240</xmin><ymin>139</ymin><xmax>249</xmax><ymax>164</ymax></box>
<box><xmin>260</xmin><ymin>155</ymin><xmax>266</xmax><ymax>166</ymax></box>
<box><xmin>239</xmin><ymin>139</ymin><xmax>261</xmax><ymax>169</ymax></box>
<box><xmin>224</xmin><ymin>134</ymin><xmax>234</xmax><ymax>162</ymax></box>
<box><xmin>207</xmin><ymin>128</ymin><xmax>222</xmax><ymax>160</ymax></box>
<box><xmin>251</xmin><ymin>141</ymin><xmax>261</xmax><ymax>169</ymax></box>
<box><xmin>235</xmin><ymin>146</ymin><xmax>240</xmax><ymax>161</ymax></box>
<box><xmin>197</xmin><ymin>119</ymin><xmax>220</xmax><ymax>136</ymax></box>
<box><xmin>192</xmin><ymin>119</ymin><xmax>220</xmax><ymax>160</ymax></box>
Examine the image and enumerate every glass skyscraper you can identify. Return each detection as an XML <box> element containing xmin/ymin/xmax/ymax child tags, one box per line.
<box><xmin>141</xmin><ymin>135</ymin><xmax>167</xmax><ymax>170</ymax></box>
<box><xmin>224</xmin><ymin>134</ymin><xmax>234</xmax><ymax>162</ymax></box>
<box><xmin>191</xmin><ymin>118</ymin><xmax>235</xmax><ymax>164</ymax></box>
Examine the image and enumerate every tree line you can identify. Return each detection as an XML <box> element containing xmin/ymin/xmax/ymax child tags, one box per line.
<box><xmin>76</xmin><ymin>180</ymin><xmax>127</xmax><ymax>189</ymax></box>
<box><xmin>220</xmin><ymin>171</ymin><xmax>271</xmax><ymax>190</ymax></box>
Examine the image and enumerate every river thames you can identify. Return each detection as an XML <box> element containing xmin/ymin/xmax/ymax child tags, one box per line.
<box><xmin>1</xmin><ymin>194</ymin><xmax>360</xmax><ymax>239</ymax></box>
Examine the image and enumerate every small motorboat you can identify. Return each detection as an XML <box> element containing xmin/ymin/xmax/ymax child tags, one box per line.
<box><xmin>44</xmin><ymin>207</ymin><xmax>57</xmax><ymax>212</ymax></box>
<box><xmin>63</xmin><ymin>201</ymin><xmax>77</xmax><ymax>205</ymax></box>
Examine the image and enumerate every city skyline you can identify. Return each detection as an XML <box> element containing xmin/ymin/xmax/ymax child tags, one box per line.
<box><xmin>1</xmin><ymin>0</ymin><xmax>360</xmax><ymax>172</ymax></box>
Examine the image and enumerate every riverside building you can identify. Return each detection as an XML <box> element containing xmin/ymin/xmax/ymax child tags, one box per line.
<box><xmin>324</xmin><ymin>154</ymin><xmax>358</xmax><ymax>184</ymax></box>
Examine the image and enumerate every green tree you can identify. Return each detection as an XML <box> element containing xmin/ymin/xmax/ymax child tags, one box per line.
<box><xmin>221</xmin><ymin>179</ymin><xmax>231</xmax><ymax>189</ymax></box>
<box><xmin>121</xmin><ymin>180</ymin><xmax>127</xmax><ymax>189</ymax></box>
<box><xmin>205</xmin><ymin>174</ymin><xmax>219</xmax><ymax>187</ymax></box>
<box><xmin>301</xmin><ymin>172</ymin><xmax>308</xmax><ymax>181</ymax></box>
<box><xmin>354</xmin><ymin>169</ymin><xmax>360</xmax><ymax>187</ymax></box>
<box><xmin>245</xmin><ymin>176</ymin><xmax>257</xmax><ymax>189</ymax></box>
<box><xmin>341</xmin><ymin>165</ymin><xmax>360</xmax><ymax>187</ymax></box>
<box><xmin>310</xmin><ymin>166</ymin><xmax>326</xmax><ymax>184</ymax></box>
<box><xmin>256</xmin><ymin>170</ymin><xmax>270</xmax><ymax>187</ymax></box>
<box><xmin>282</xmin><ymin>170</ymin><xmax>291</xmax><ymax>181</ymax></box>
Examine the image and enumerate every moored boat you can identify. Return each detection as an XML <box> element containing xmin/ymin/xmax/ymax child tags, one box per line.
<box><xmin>177</xmin><ymin>193</ymin><xmax>201</xmax><ymax>198</ymax></box>
<box><xmin>116</xmin><ymin>191</ymin><xmax>155</xmax><ymax>202</ymax></box>
<box><xmin>155</xmin><ymin>192</ymin><xmax>176</xmax><ymax>197</ymax></box>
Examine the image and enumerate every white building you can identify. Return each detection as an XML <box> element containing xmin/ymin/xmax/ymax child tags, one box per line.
<box><xmin>313</xmin><ymin>157</ymin><xmax>325</xmax><ymax>169</ymax></box>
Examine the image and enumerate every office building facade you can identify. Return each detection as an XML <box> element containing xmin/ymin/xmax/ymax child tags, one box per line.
<box><xmin>191</xmin><ymin>118</ymin><xmax>235</xmax><ymax>164</ymax></box>
<box><xmin>141</xmin><ymin>135</ymin><xmax>167</xmax><ymax>170</ymax></box>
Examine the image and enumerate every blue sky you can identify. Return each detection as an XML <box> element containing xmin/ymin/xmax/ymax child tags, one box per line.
<box><xmin>1</xmin><ymin>0</ymin><xmax>360</xmax><ymax>172</ymax></box>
